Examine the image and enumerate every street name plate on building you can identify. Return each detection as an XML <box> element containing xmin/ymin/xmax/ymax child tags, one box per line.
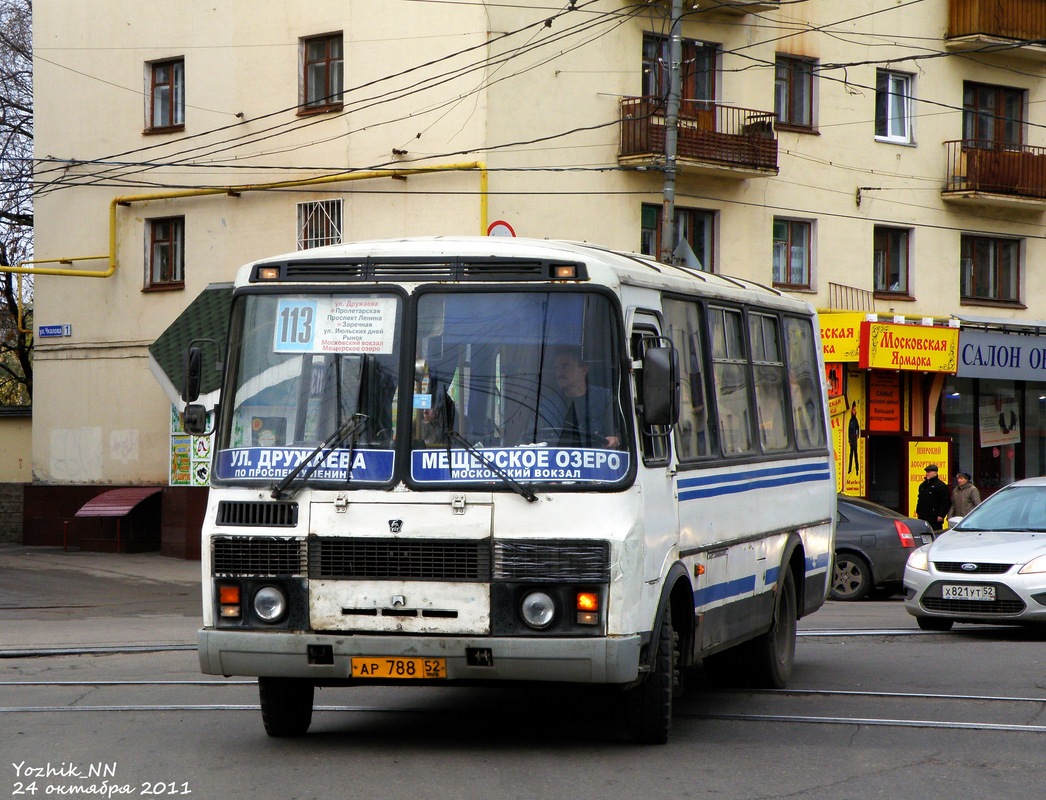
<box><xmin>38</xmin><ymin>324</ymin><xmax>71</xmax><ymax>338</ymax></box>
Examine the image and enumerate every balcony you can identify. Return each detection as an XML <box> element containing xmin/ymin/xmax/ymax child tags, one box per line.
<box><xmin>946</xmin><ymin>0</ymin><xmax>1046</xmax><ymax>60</ymax></box>
<box><xmin>942</xmin><ymin>140</ymin><xmax>1046</xmax><ymax>209</ymax></box>
<box><xmin>619</xmin><ymin>98</ymin><xmax>778</xmax><ymax>178</ymax></box>
<box><xmin>637</xmin><ymin>0</ymin><xmax>779</xmax><ymax>14</ymax></box>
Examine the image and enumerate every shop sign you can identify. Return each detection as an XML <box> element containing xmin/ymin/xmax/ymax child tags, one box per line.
<box><xmin>867</xmin><ymin>371</ymin><xmax>903</xmax><ymax>433</ymax></box>
<box><xmin>818</xmin><ymin>312</ymin><xmax>863</xmax><ymax>362</ymax></box>
<box><xmin>906</xmin><ymin>439</ymin><xmax>951</xmax><ymax>520</ymax></box>
<box><xmin>957</xmin><ymin>328</ymin><xmax>1046</xmax><ymax>381</ymax></box>
<box><xmin>859</xmin><ymin>322</ymin><xmax>958</xmax><ymax>372</ymax></box>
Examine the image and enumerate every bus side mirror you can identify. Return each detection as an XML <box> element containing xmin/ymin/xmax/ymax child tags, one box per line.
<box><xmin>182</xmin><ymin>403</ymin><xmax>208</xmax><ymax>435</ymax></box>
<box><xmin>642</xmin><ymin>346</ymin><xmax>680</xmax><ymax>427</ymax></box>
<box><xmin>183</xmin><ymin>346</ymin><xmax>203</xmax><ymax>403</ymax></box>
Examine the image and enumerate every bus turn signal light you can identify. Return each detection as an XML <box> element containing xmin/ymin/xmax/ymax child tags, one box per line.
<box><xmin>576</xmin><ymin>592</ymin><xmax>599</xmax><ymax>611</ymax></box>
<box><xmin>219</xmin><ymin>585</ymin><xmax>242</xmax><ymax>618</ymax></box>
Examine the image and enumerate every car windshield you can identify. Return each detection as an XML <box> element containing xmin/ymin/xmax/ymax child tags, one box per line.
<box><xmin>954</xmin><ymin>485</ymin><xmax>1046</xmax><ymax>532</ymax></box>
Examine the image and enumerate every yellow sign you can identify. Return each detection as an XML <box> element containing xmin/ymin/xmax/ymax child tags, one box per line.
<box><xmin>819</xmin><ymin>312</ymin><xmax>863</xmax><ymax>363</ymax></box>
<box><xmin>860</xmin><ymin>322</ymin><xmax>958</xmax><ymax>373</ymax></box>
<box><xmin>906</xmin><ymin>440</ymin><xmax>950</xmax><ymax>519</ymax></box>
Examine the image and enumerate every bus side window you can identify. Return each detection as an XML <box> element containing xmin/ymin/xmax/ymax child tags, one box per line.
<box><xmin>662</xmin><ymin>297</ymin><xmax>714</xmax><ymax>460</ymax></box>
<box><xmin>709</xmin><ymin>306</ymin><xmax>754</xmax><ymax>456</ymax></box>
<box><xmin>631</xmin><ymin>328</ymin><xmax>670</xmax><ymax>464</ymax></box>
<box><xmin>783</xmin><ymin>316</ymin><xmax>826</xmax><ymax>450</ymax></box>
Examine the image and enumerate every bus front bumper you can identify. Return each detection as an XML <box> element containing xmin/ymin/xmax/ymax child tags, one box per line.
<box><xmin>198</xmin><ymin>628</ymin><xmax>643</xmax><ymax>685</ymax></box>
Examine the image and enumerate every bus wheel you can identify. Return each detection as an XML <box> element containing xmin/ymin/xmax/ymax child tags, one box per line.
<box><xmin>623</xmin><ymin>605</ymin><xmax>678</xmax><ymax>745</ymax></box>
<box><xmin>259</xmin><ymin>677</ymin><xmax>314</xmax><ymax>737</ymax></box>
<box><xmin>747</xmin><ymin>566</ymin><xmax>797</xmax><ymax>689</ymax></box>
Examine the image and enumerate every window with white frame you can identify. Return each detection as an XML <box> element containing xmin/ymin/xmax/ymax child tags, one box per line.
<box><xmin>772</xmin><ymin>218</ymin><xmax>812</xmax><ymax>289</ymax></box>
<box><xmin>960</xmin><ymin>234</ymin><xmax>1020</xmax><ymax>303</ymax></box>
<box><xmin>147</xmin><ymin>217</ymin><xmax>184</xmax><ymax>288</ymax></box>
<box><xmin>297</xmin><ymin>199</ymin><xmax>343</xmax><ymax>250</ymax></box>
<box><xmin>301</xmin><ymin>33</ymin><xmax>343</xmax><ymax>111</ymax></box>
<box><xmin>873</xmin><ymin>226</ymin><xmax>910</xmax><ymax>293</ymax></box>
<box><xmin>875</xmin><ymin>70</ymin><xmax>912</xmax><ymax>143</ymax></box>
<box><xmin>148</xmin><ymin>58</ymin><xmax>184</xmax><ymax>131</ymax></box>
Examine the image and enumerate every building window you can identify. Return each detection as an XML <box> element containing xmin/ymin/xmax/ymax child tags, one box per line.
<box><xmin>875</xmin><ymin>70</ymin><xmax>912</xmax><ymax>143</ymax></box>
<box><xmin>960</xmin><ymin>235</ymin><xmax>1020</xmax><ymax>302</ymax></box>
<box><xmin>297</xmin><ymin>199</ymin><xmax>343</xmax><ymax>250</ymax></box>
<box><xmin>963</xmin><ymin>82</ymin><xmax>1023</xmax><ymax>147</ymax></box>
<box><xmin>640</xmin><ymin>204</ymin><xmax>715</xmax><ymax>271</ymax></box>
<box><xmin>772</xmin><ymin>218</ymin><xmax>812</xmax><ymax>289</ymax></box>
<box><xmin>302</xmin><ymin>33</ymin><xmax>343</xmax><ymax>111</ymax></box>
<box><xmin>774</xmin><ymin>55</ymin><xmax>814</xmax><ymax>129</ymax></box>
<box><xmin>873</xmin><ymin>226</ymin><xmax>910</xmax><ymax>294</ymax></box>
<box><xmin>148</xmin><ymin>58</ymin><xmax>184</xmax><ymax>131</ymax></box>
<box><xmin>147</xmin><ymin>217</ymin><xmax>184</xmax><ymax>288</ymax></box>
<box><xmin>642</xmin><ymin>33</ymin><xmax>717</xmax><ymax>112</ymax></box>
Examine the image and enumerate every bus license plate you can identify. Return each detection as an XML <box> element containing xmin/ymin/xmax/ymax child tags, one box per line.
<box><xmin>351</xmin><ymin>657</ymin><xmax>447</xmax><ymax>679</ymax></box>
<box><xmin>941</xmin><ymin>584</ymin><xmax>995</xmax><ymax>602</ymax></box>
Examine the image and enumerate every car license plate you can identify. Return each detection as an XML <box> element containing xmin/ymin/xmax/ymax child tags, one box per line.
<box><xmin>351</xmin><ymin>657</ymin><xmax>447</xmax><ymax>679</ymax></box>
<box><xmin>941</xmin><ymin>584</ymin><xmax>996</xmax><ymax>602</ymax></box>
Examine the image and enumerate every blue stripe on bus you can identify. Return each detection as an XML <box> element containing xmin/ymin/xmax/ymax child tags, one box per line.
<box><xmin>695</xmin><ymin>552</ymin><xmax>831</xmax><ymax>608</ymax></box>
<box><xmin>678</xmin><ymin>463</ymin><xmax>831</xmax><ymax>502</ymax></box>
<box><xmin>693</xmin><ymin>575</ymin><xmax>757</xmax><ymax>606</ymax></box>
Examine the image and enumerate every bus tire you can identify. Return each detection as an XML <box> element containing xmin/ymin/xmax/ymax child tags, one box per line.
<box><xmin>623</xmin><ymin>604</ymin><xmax>677</xmax><ymax>745</ymax></box>
<box><xmin>747</xmin><ymin>566</ymin><xmax>797</xmax><ymax>689</ymax></box>
<box><xmin>259</xmin><ymin>677</ymin><xmax>314</xmax><ymax>737</ymax></box>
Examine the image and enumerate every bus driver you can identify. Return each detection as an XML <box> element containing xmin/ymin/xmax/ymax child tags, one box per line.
<box><xmin>540</xmin><ymin>348</ymin><xmax>620</xmax><ymax>449</ymax></box>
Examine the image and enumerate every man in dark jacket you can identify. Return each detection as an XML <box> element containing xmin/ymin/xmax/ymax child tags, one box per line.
<box><xmin>916</xmin><ymin>464</ymin><xmax>950</xmax><ymax>531</ymax></box>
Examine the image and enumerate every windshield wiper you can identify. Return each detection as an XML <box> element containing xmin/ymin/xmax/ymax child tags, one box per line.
<box><xmin>445</xmin><ymin>429</ymin><xmax>537</xmax><ymax>503</ymax></box>
<box><xmin>271</xmin><ymin>413</ymin><xmax>368</xmax><ymax>500</ymax></box>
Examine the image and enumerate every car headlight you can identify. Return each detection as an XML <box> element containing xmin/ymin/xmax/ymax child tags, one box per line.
<box><xmin>1019</xmin><ymin>555</ymin><xmax>1046</xmax><ymax>574</ymax></box>
<box><xmin>907</xmin><ymin>548</ymin><xmax>930</xmax><ymax>572</ymax></box>
<box><xmin>520</xmin><ymin>591</ymin><xmax>556</xmax><ymax>629</ymax></box>
<box><xmin>253</xmin><ymin>585</ymin><xmax>287</xmax><ymax>622</ymax></box>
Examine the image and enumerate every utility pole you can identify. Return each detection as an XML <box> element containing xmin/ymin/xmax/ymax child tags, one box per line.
<box><xmin>659</xmin><ymin>0</ymin><xmax>683</xmax><ymax>265</ymax></box>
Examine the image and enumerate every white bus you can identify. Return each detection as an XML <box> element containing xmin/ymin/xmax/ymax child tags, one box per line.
<box><xmin>186</xmin><ymin>237</ymin><xmax>835</xmax><ymax>744</ymax></box>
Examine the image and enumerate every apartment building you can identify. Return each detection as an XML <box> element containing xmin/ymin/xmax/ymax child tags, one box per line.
<box><xmin>27</xmin><ymin>0</ymin><xmax>1046</xmax><ymax>551</ymax></box>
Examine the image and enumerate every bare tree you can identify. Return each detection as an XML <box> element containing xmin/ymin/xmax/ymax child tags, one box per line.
<box><xmin>0</xmin><ymin>0</ymin><xmax>32</xmax><ymax>404</ymax></box>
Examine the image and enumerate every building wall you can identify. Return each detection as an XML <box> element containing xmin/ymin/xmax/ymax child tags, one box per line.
<box><xmin>30</xmin><ymin>1</ymin><xmax>1046</xmax><ymax>496</ymax></box>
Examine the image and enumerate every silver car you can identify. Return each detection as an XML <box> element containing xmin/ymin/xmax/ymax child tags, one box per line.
<box><xmin>904</xmin><ymin>477</ymin><xmax>1046</xmax><ymax>630</ymax></box>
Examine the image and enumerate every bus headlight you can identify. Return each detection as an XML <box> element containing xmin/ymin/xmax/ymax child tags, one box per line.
<box><xmin>253</xmin><ymin>586</ymin><xmax>287</xmax><ymax>623</ymax></box>
<box><xmin>520</xmin><ymin>591</ymin><xmax>556</xmax><ymax>629</ymax></box>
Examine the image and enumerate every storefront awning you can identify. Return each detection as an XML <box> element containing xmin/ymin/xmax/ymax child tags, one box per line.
<box><xmin>148</xmin><ymin>282</ymin><xmax>233</xmax><ymax>413</ymax></box>
<box><xmin>952</xmin><ymin>313</ymin><xmax>1046</xmax><ymax>334</ymax></box>
<box><xmin>75</xmin><ymin>487</ymin><xmax>163</xmax><ymax>518</ymax></box>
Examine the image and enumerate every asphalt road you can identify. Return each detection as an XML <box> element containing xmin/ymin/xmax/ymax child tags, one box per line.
<box><xmin>2</xmin><ymin>546</ymin><xmax>1045</xmax><ymax>800</ymax></box>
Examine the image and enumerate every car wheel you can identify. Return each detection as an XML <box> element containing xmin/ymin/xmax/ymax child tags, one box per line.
<box><xmin>831</xmin><ymin>553</ymin><xmax>872</xmax><ymax>601</ymax></box>
<box><xmin>623</xmin><ymin>604</ymin><xmax>678</xmax><ymax>744</ymax></box>
<box><xmin>916</xmin><ymin>616</ymin><xmax>954</xmax><ymax>632</ymax></box>
<box><xmin>259</xmin><ymin>677</ymin><xmax>314</xmax><ymax>737</ymax></box>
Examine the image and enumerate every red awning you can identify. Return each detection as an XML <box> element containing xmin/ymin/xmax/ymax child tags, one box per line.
<box><xmin>75</xmin><ymin>487</ymin><xmax>163</xmax><ymax>518</ymax></box>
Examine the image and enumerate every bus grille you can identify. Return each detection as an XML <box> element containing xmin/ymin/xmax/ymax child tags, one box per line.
<box><xmin>216</xmin><ymin>501</ymin><xmax>299</xmax><ymax>527</ymax></box>
<box><xmin>493</xmin><ymin>540</ymin><xmax>611</xmax><ymax>583</ymax></box>
<box><xmin>311</xmin><ymin>538</ymin><xmax>491</xmax><ymax>581</ymax></box>
<box><xmin>212</xmin><ymin>536</ymin><xmax>307</xmax><ymax>576</ymax></box>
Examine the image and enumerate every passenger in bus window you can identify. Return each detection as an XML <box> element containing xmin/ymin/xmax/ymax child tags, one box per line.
<box><xmin>539</xmin><ymin>348</ymin><xmax>620</xmax><ymax>449</ymax></box>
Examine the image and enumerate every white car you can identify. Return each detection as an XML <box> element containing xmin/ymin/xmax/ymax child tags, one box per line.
<box><xmin>904</xmin><ymin>477</ymin><xmax>1046</xmax><ymax>631</ymax></box>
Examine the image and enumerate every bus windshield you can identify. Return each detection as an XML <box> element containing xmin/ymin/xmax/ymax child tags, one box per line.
<box><xmin>213</xmin><ymin>288</ymin><xmax>629</xmax><ymax>490</ymax></box>
<box><xmin>214</xmin><ymin>292</ymin><xmax>402</xmax><ymax>486</ymax></box>
<box><xmin>409</xmin><ymin>290</ymin><xmax>629</xmax><ymax>487</ymax></box>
